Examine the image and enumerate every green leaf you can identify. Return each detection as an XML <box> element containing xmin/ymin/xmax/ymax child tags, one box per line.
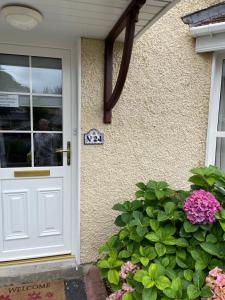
<box><xmin>135</xmin><ymin>190</ymin><xmax>144</xmax><ymax>199</ymax></box>
<box><xmin>158</xmin><ymin>211</ymin><xmax>169</xmax><ymax>222</ymax></box>
<box><xmin>200</xmin><ymin>286</ymin><xmax>213</xmax><ymax>298</ymax></box>
<box><xmin>184</xmin><ymin>221</ymin><xmax>198</xmax><ymax>233</ymax></box>
<box><xmin>140</xmin><ymin>257</ymin><xmax>150</xmax><ymax>267</ymax></box>
<box><xmin>219</xmin><ymin>220</ymin><xmax>225</xmax><ymax>231</ymax></box>
<box><xmin>136</xmin><ymin>182</ymin><xmax>146</xmax><ymax>191</ymax></box>
<box><xmin>122</xmin><ymin>292</ymin><xmax>133</xmax><ymax>300</ymax></box>
<box><xmin>145</xmin><ymin>232</ymin><xmax>160</xmax><ymax>242</ymax></box>
<box><xmin>191</xmin><ymin>249</ymin><xmax>210</xmax><ymax>270</ymax></box>
<box><xmin>148</xmin><ymin>263</ymin><xmax>164</xmax><ymax>279</ymax></box>
<box><xmin>155</xmin><ymin>243</ymin><xmax>166</xmax><ymax>257</ymax></box>
<box><xmin>144</xmin><ymin>190</ymin><xmax>156</xmax><ymax>201</ymax></box>
<box><xmin>97</xmin><ymin>259</ymin><xmax>110</xmax><ymax>269</ymax></box>
<box><xmin>161</xmin><ymin>257</ymin><xmax>170</xmax><ymax>267</ymax></box>
<box><xmin>118</xmin><ymin>250</ymin><xmax>131</xmax><ymax>259</ymax></box>
<box><xmin>171</xmin><ymin>277</ymin><xmax>182</xmax><ymax>296</ymax></box>
<box><xmin>149</xmin><ymin>219</ymin><xmax>159</xmax><ymax>232</ymax></box>
<box><xmin>176</xmin><ymin>238</ymin><xmax>189</xmax><ymax>247</ymax></box>
<box><xmin>146</xmin><ymin>207</ymin><xmax>154</xmax><ymax>218</ymax></box>
<box><xmin>119</xmin><ymin>229</ymin><xmax>129</xmax><ymax>240</ymax></box>
<box><xmin>113</xmin><ymin>203</ymin><xmax>127</xmax><ymax>212</ymax></box>
<box><xmin>136</xmin><ymin>225</ymin><xmax>147</xmax><ymax>237</ymax></box>
<box><xmin>156</xmin><ymin>190</ymin><xmax>166</xmax><ymax>200</ymax></box>
<box><xmin>121</xmin><ymin>213</ymin><xmax>132</xmax><ymax>224</ymax></box>
<box><xmin>142</xmin><ymin>276</ymin><xmax>155</xmax><ymax>288</ymax></box>
<box><xmin>142</xmin><ymin>288</ymin><xmax>157</xmax><ymax>300</ymax></box>
<box><xmin>163</xmin><ymin>237</ymin><xmax>177</xmax><ymax>245</ymax></box>
<box><xmin>164</xmin><ymin>202</ymin><xmax>176</xmax><ymax>215</ymax></box>
<box><xmin>193</xmin><ymin>270</ymin><xmax>205</xmax><ymax>289</ymax></box>
<box><xmin>200</xmin><ymin>242</ymin><xmax>225</xmax><ymax>259</ymax></box>
<box><xmin>184</xmin><ymin>270</ymin><xmax>193</xmax><ymax>281</ymax></box>
<box><xmin>206</xmin><ymin>234</ymin><xmax>217</xmax><ymax>243</ymax></box>
<box><xmin>161</xmin><ymin>224</ymin><xmax>176</xmax><ymax>238</ymax></box>
<box><xmin>193</xmin><ymin>230</ymin><xmax>206</xmax><ymax>242</ymax></box>
<box><xmin>187</xmin><ymin>284</ymin><xmax>200</xmax><ymax>299</ymax></box>
<box><xmin>114</xmin><ymin>215</ymin><xmax>125</xmax><ymax>227</ymax></box>
<box><xmin>133</xmin><ymin>270</ymin><xmax>148</xmax><ymax>282</ymax></box>
<box><xmin>176</xmin><ymin>257</ymin><xmax>188</xmax><ymax>269</ymax></box>
<box><xmin>143</xmin><ymin>246</ymin><xmax>157</xmax><ymax>260</ymax></box>
<box><xmin>108</xmin><ymin>270</ymin><xmax>119</xmax><ymax>285</ymax></box>
<box><xmin>163</xmin><ymin>288</ymin><xmax>176</xmax><ymax>298</ymax></box>
<box><xmin>188</xmin><ymin>175</ymin><xmax>209</xmax><ymax>188</ymax></box>
<box><xmin>176</xmin><ymin>249</ymin><xmax>186</xmax><ymax>260</ymax></box>
<box><xmin>155</xmin><ymin>275</ymin><xmax>171</xmax><ymax>290</ymax></box>
<box><xmin>148</xmin><ymin>263</ymin><xmax>159</xmax><ymax>279</ymax></box>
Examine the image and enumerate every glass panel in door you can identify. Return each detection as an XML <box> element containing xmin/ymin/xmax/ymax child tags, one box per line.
<box><xmin>0</xmin><ymin>54</ymin><xmax>63</xmax><ymax>168</ymax></box>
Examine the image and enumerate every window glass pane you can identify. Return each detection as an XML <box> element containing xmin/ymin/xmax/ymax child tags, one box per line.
<box><xmin>32</xmin><ymin>57</ymin><xmax>62</xmax><ymax>94</ymax></box>
<box><xmin>0</xmin><ymin>54</ymin><xmax>29</xmax><ymax>93</ymax></box>
<box><xmin>34</xmin><ymin>133</ymin><xmax>62</xmax><ymax>166</ymax></box>
<box><xmin>216</xmin><ymin>138</ymin><xmax>225</xmax><ymax>172</ymax></box>
<box><xmin>0</xmin><ymin>94</ymin><xmax>30</xmax><ymax>130</ymax></box>
<box><xmin>0</xmin><ymin>133</ymin><xmax>31</xmax><ymax>168</ymax></box>
<box><xmin>218</xmin><ymin>60</ymin><xmax>225</xmax><ymax>131</ymax></box>
<box><xmin>33</xmin><ymin>96</ymin><xmax>62</xmax><ymax>131</ymax></box>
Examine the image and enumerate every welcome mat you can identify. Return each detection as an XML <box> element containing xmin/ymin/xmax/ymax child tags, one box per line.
<box><xmin>0</xmin><ymin>280</ymin><xmax>65</xmax><ymax>300</ymax></box>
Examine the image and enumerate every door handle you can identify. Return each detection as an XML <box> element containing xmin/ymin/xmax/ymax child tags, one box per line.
<box><xmin>55</xmin><ymin>142</ymin><xmax>71</xmax><ymax>165</ymax></box>
<box><xmin>55</xmin><ymin>149</ymin><xmax>70</xmax><ymax>153</ymax></box>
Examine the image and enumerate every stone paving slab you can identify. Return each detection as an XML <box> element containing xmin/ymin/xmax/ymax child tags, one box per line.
<box><xmin>65</xmin><ymin>279</ymin><xmax>87</xmax><ymax>300</ymax></box>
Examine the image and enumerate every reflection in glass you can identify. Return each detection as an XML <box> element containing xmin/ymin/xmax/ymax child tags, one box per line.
<box><xmin>33</xmin><ymin>96</ymin><xmax>62</xmax><ymax>131</ymax></box>
<box><xmin>0</xmin><ymin>54</ymin><xmax>29</xmax><ymax>92</ymax></box>
<box><xmin>34</xmin><ymin>133</ymin><xmax>62</xmax><ymax>166</ymax></box>
<box><xmin>216</xmin><ymin>138</ymin><xmax>225</xmax><ymax>172</ymax></box>
<box><xmin>0</xmin><ymin>94</ymin><xmax>30</xmax><ymax>130</ymax></box>
<box><xmin>0</xmin><ymin>133</ymin><xmax>31</xmax><ymax>168</ymax></box>
<box><xmin>32</xmin><ymin>57</ymin><xmax>62</xmax><ymax>94</ymax></box>
<box><xmin>218</xmin><ymin>60</ymin><xmax>225</xmax><ymax>131</ymax></box>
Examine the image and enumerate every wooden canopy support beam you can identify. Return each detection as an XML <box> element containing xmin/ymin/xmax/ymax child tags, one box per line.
<box><xmin>104</xmin><ymin>0</ymin><xmax>146</xmax><ymax>124</ymax></box>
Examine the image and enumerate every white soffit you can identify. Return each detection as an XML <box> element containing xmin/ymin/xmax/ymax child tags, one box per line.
<box><xmin>0</xmin><ymin>0</ymin><xmax>179</xmax><ymax>41</ymax></box>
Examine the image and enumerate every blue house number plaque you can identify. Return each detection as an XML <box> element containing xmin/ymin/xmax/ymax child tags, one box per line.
<box><xmin>84</xmin><ymin>129</ymin><xmax>104</xmax><ymax>145</ymax></box>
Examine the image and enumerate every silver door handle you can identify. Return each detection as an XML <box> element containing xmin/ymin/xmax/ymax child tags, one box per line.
<box><xmin>55</xmin><ymin>149</ymin><xmax>70</xmax><ymax>153</ymax></box>
<box><xmin>55</xmin><ymin>142</ymin><xmax>71</xmax><ymax>165</ymax></box>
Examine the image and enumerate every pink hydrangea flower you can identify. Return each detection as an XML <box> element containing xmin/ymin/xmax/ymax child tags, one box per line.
<box><xmin>209</xmin><ymin>267</ymin><xmax>223</xmax><ymax>278</ymax></box>
<box><xmin>120</xmin><ymin>262</ymin><xmax>139</xmax><ymax>280</ymax></box>
<box><xmin>183</xmin><ymin>190</ymin><xmax>222</xmax><ymax>224</ymax></box>
<box><xmin>106</xmin><ymin>284</ymin><xmax>134</xmax><ymax>300</ymax></box>
<box><xmin>106</xmin><ymin>290</ymin><xmax>124</xmax><ymax>300</ymax></box>
<box><xmin>205</xmin><ymin>267</ymin><xmax>225</xmax><ymax>300</ymax></box>
<box><xmin>122</xmin><ymin>283</ymin><xmax>135</xmax><ymax>293</ymax></box>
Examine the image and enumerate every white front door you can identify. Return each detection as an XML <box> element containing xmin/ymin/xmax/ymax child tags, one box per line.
<box><xmin>0</xmin><ymin>45</ymin><xmax>72</xmax><ymax>261</ymax></box>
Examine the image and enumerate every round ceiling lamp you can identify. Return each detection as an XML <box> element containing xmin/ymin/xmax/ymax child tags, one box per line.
<box><xmin>1</xmin><ymin>5</ymin><xmax>43</xmax><ymax>31</ymax></box>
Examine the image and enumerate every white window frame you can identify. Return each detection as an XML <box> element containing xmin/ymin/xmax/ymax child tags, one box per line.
<box><xmin>206</xmin><ymin>52</ymin><xmax>225</xmax><ymax>166</ymax></box>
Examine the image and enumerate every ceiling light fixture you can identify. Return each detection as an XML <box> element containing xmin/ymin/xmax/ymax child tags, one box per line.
<box><xmin>1</xmin><ymin>5</ymin><xmax>43</xmax><ymax>31</ymax></box>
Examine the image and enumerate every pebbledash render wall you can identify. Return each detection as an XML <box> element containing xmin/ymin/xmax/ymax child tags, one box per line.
<box><xmin>80</xmin><ymin>0</ymin><xmax>221</xmax><ymax>263</ymax></box>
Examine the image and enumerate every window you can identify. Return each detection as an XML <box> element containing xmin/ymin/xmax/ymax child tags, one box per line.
<box><xmin>0</xmin><ymin>54</ymin><xmax>63</xmax><ymax>168</ymax></box>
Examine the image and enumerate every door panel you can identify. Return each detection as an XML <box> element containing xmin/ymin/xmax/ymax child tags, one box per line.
<box><xmin>3</xmin><ymin>189</ymin><xmax>29</xmax><ymax>241</ymax></box>
<box><xmin>38</xmin><ymin>187</ymin><xmax>62</xmax><ymax>237</ymax></box>
<box><xmin>0</xmin><ymin>47</ymin><xmax>72</xmax><ymax>261</ymax></box>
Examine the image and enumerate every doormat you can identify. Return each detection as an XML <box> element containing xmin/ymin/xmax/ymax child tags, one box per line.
<box><xmin>0</xmin><ymin>280</ymin><xmax>65</xmax><ymax>300</ymax></box>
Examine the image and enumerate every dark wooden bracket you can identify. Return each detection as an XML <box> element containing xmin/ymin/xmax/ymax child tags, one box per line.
<box><xmin>104</xmin><ymin>0</ymin><xmax>146</xmax><ymax>124</ymax></box>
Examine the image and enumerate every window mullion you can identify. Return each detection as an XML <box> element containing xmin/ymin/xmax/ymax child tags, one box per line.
<box><xmin>29</xmin><ymin>56</ymin><xmax>34</xmax><ymax>168</ymax></box>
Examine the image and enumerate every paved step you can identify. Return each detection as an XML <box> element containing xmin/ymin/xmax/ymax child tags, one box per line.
<box><xmin>0</xmin><ymin>260</ymin><xmax>107</xmax><ymax>300</ymax></box>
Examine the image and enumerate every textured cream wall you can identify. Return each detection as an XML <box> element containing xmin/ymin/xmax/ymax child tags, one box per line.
<box><xmin>80</xmin><ymin>0</ymin><xmax>221</xmax><ymax>263</ymax></box>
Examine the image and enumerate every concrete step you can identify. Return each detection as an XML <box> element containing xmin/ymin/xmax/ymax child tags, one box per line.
<box><xmin>0</xmin><ymin>260</ymin><xmax>107</xmax><ymax>300</ymax></box>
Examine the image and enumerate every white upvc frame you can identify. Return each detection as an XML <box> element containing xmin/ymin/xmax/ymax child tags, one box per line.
<box><xmin>206</xmin><ymin>52</ymin><xmax>225</xmax><ymax>166</ymax></box>
<box><xmin>0</xmin><ymin>40</ymin><xmax>81</xmax><ymax>264</ymax></box>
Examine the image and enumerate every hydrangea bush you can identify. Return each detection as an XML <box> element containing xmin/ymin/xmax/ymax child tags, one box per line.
<box><xmin>97</xmin><ymin>166</ymin><xmax>225</xmax><ymax>300</ymax></box>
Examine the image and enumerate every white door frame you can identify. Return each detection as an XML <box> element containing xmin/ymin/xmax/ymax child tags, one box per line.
<box><xmin>206</xmin><ymin>52</ymin><xmax>225</xmax><ymax>167</ymax></box>
<box><xmin>0</xmin><ymin>40</ymin><xmax>81</xmax><ymax>264</ymax></box>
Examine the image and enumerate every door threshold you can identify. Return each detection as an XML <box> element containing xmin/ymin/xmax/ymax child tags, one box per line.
<box><xmin>0</xmin><ymin>254</ymin><xmax>75</xmax><ymax>267</ymax></box>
